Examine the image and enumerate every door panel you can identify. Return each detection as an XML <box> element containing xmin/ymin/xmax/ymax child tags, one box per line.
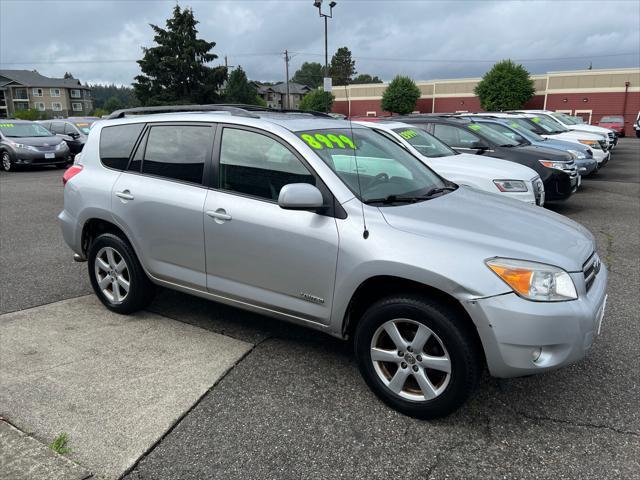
<box><xmin>111</xmin><ymin>173</ymin><xmax>208</xmax><ymax>289</ymax></box>
<box><xmin>203</xmin><ymin>190</ymin><xmax>339</xmax><ymax>323</ymax></box>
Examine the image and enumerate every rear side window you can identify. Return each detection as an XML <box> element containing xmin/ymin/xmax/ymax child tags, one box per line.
<box><xmin>142</xmin><ymin>125</ymin><xmax>213</xmax><ymax>184</ymax></box>
<box><xmin>100</xmin><ymin>124</ymin><xmax>144</xmax><ymax>170</ymax></box>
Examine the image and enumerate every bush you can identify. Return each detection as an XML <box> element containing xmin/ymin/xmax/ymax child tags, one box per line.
<box><xmin>381</xmin><ymin>76</ymin><xmax>420</xmax><ymax>115</ymax></box>
<box><xmin>474</xmin><ymin>60</ymin><xmax>535</xmax><ymax>111</ymax></box>
<box><xmin>13</xmin><ymin>108</ymin><xmax>44</xmax><ymax>121</ymax></box>
<box><xmin>299</xmin><ymin>89</ymin><xmax>334</xmax><ymax>112</ymax></box>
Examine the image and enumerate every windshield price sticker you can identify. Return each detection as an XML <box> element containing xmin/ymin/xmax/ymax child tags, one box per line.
<box><xmin>510</xmin><ymin>123</ymin><xmax>520</xmax><ymax>128</ymax></box>
<box><xmin>300</xmin><ymin>133</ymin><xmax>356</xmax><ymax>150</ymax></box>
<box><xmin>531</xmin><ymin>117</ymin><xmax>541</xmax><ymax>123</ymax></box>
<box><xmin>468</xmin><ymin>124</ymin><xmax>482</xmax><ymax>131</ymax></box>
<box><xmin>0</xmin><ymin>123</ymin><xmax>15</xmax><ymax>128</ymax></box>
<box><xmin>398</xmin><ymin>129</ymin><xmax>418</xmax><ymax>140</ymax></box>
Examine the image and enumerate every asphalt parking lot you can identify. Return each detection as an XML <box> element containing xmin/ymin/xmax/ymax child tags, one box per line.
<box><xmin>1</xmin><ymin>138</ymin><xmax>639</xmax><ymax>479</ymax></box>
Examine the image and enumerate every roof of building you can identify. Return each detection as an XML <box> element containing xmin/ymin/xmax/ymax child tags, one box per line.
<box><xmin>255</xmin><ymin>82</ymin><xmax>311</xmax><ymax>95</ymax></box>
<box><xmin>0</xmin><ymin>70</ymin><xmax>89</xmax><ymax>89</ymax></box>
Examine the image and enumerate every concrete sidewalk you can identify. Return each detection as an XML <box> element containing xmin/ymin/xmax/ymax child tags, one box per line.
<box><xmin>0</xmin><ymin>296</ymin><xmax>252</xmax><ymax>479</ymax></box>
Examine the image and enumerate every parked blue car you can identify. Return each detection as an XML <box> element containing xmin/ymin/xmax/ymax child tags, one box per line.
<box><xmin>463</xmin><ymin>117</ymin><xmax>598</xmax><ymax>176</ymax></box>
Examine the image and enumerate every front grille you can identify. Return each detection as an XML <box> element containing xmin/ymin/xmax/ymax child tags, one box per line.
<box><xmin>598</xmin><ymin>139</ymin><xmax>607</xmax><ymax>150</ymax></box>
<box><xmin>607</xmin><ymin>132</ymin><xmax>615</xmax><ymax>140</ymax></box>
<box><xmin>583</xmin><ymin>252</ymin><xmax>601</xmax><ymax>292</ymax></box>
<box><xmin>35</xmin><ymin>145</ymin><xmax>56</xmax><ymax>152</ymax></box>
<box><xmin>533</xmin><ymin>177</ymin><xmax>545</xmax><ymax>205</ymax></box>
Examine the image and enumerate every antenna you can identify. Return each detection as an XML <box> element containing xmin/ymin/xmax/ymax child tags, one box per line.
<box><xmin>348</xmin><ymin>118</ymin><xmax>369</xmax><ymax>239</ymax></box>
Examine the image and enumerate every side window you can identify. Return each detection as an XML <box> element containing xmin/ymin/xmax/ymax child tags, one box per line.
<box><xmin>219</xmin><ymin>128</ymin><xmax>314</xmax><ymax>201</ymax></box>
<box><xmin>456</xmin><ymin>128</ymin><xmax>482</xmax><ymax>147</ymax></box>
<box><xmin>50</xmin><ymin>122</ymin><xmax>65</xmax><ymax>135</ymax></box>
<box><xmin>99</xmin><ymin>123</ymin><xmax>145</xmax><ymax>170</ymax></box>
<box><xmin>432</xmin><ymin>124</ymin><xmax>459</xmax><ymax>146</ymax></box>
<box><xmin>142</xmin><ymin>125</ymin><xmax>212</xmax><ymax>184</ymax></box>
<box><xmin>64</xmin><ymin>123</ymin><xmax>78</xmax><ymax>135</ymax></box>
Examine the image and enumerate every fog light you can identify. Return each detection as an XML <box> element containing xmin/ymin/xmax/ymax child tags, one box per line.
<box><xmin>531</xmin><ymin>347</ymin><xmax>542</xmax><ymax>362</ymax></box>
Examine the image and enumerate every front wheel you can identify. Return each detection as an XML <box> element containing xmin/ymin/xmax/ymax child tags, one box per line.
<box><xmin>88</xmin><ymin>233</ymin><xmax>155</xmax><ymax>314</ymax></box>
<box><xmin>354</xmin><ymin>295</ymin><xmax>482</xmax><ymax>419</ymax></box>
<box><xmin>1</xmin><ymin>151</ymin><xmax>14</xmax><ymax>172</ymax></box>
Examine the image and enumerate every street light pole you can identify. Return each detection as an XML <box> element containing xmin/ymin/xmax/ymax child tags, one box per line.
<box><xmin>314</xmin><ymin>1</ymin><xmax>336</xmax><ymax>111</ymax></box>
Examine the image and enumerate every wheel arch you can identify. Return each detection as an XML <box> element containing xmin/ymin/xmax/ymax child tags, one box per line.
<box><xmin>342</xmin><ymin>275</ymin><xmax>485</xmax><ymax>365</ymax></box>
<box><xmin>81</xmin><ymin>217</ymin><xmax>129</xmax><ymax>257</ymax></box>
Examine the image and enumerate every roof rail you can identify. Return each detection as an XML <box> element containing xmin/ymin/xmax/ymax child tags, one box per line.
<box><xmin>213</xmin><ymin>104</ymin><xmax>334</xmax><ymax>118</ymax></box>
<box><xmin>106</xmin><ymin>104</ymin><xmax>260</xmax><ymax>120</ymax></box>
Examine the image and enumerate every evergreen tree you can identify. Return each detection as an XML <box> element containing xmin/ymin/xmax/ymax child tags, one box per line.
<box><xmin>63</xmin><ymin>72</ymin><xmax>74</xmax><ymax>79</ymax></box>
<box><xmin>329</xmin><ymin>47</ymin><xmax>357</xmax><ymax>86</ymax></box>
<box><xmin>133</xmin><ymin>5</ymin><xmax>227</xmax><ymax>105</ymax></box>
<box><xmin>381</xmin><ymin>76</ymin><xmax>420</xmax><ymax>115</ymax></box>
<box><xmin>474</xmin><ymin>60</ymin><xmax>535</xmax><ymax>111</ymax></box>
<box><xmin>352</xmin><ymin>74</ymin><xmax>383</xmax><ymax>84</ymax></box>
<box><xmin>291</xmin><ymin>62</ymin><xmax>323</xmax><ymax>88</ymax></box>
<box><xmin>224</xmin><ymin>67</ymin><xmax>260</xmax><ymax>105</ymax></box>
<box><xmin>103</xmin><ymin>96</ymin><xmax>124</xmax><ymax>113</ymax></box>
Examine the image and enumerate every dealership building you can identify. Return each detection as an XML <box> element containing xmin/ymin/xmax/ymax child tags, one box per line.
<box><xmin>332</xmin><ymin>67</ymin><xmax>640</xmax><ymax>136</ymax></box>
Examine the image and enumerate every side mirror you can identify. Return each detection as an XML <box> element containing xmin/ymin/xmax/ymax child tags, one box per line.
<box><xmin>471</xmin><ymin>141</ymin><xmax>488</xmax><ymax>152</ymax></box>
<box><xmin>69</xmin><ymin>132</ymin><xmax>80</xmax><ymax>139</ymax></box>
<box><xmin>278</xmin><ymin>183</ymin><xmax>324</xmax><ymax>210</ymax></box>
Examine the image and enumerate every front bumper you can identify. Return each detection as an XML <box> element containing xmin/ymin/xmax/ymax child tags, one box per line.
<box><xmin>14</xmin><ymin>147</ymin><xmax>70</xmax><ymax>165</ymax></box>
<box><xmin>465</xmin><ymin>263</ymin><xmax>608</xmax><ymax>378</ymax></box>
<box><xmin>575</xmin><ymin>158</ymin><xmax>597</xmax><ymax>176</ymax></box>
<box><xmin>541</xmin><ymin>169</ymin><xmax>574</xmax><ymax>201</ymax></box>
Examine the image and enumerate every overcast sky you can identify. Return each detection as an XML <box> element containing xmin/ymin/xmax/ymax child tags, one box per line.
<box><xmin>1</xmin><ymin>0</ymin><xmax>639</xmax><ymax>86</ymax></box>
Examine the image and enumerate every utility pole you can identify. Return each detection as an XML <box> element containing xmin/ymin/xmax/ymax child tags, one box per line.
<box><xmin>284</xmin><ymin>49</ymin><xmax>290</xmax><ymax>110</ymax></box>
<box><xmin>314</xmin><ymin>1</ymin><xmax>337</xmax><ymax>112</ymax></box>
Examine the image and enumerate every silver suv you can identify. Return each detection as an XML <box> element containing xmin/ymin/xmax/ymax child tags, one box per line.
<box><xmin>60</xmin><ymin>105</ymin><xmax>608</xmax><ymax>418</ymax></box>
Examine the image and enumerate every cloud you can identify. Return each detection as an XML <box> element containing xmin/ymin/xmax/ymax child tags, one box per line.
<box><xmin>1</xmin><ymin>0</ymin><xmax>638</xmax><ymax>86</ymax></box>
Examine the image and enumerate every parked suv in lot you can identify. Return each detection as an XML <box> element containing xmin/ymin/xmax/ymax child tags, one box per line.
<box><xmin>38</xmin><ymin>117</ymin><xmax>98</xmax><ymax>155</ymax></box>
<box><xmin>60</xmin><ymin>105</ymin><xmax>608</xmax><ymax>419</ymax></box>
<box><xmin>396</xmin><ymin>115</ymin><xmax>578</xmax><ymax>201</ymax></box>
<box><xmin>0</xmin><ymin>119</ymin><xmax>71</xmax><ymax>171</ymax></box>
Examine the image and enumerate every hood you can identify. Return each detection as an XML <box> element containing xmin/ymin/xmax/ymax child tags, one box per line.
<box><xmin>513</xmin><ymin>143</ymin><xmax>573</xmax><ymax>161</ymax></box>
<box><xmin>598</xmin><ymin>122</ymin><xmax>623</xmax><ymax>129</ymax></box>
<box><xmin>427</xmin><ymin>153</ymin><xmax>539</xmax><ymax>181</ymax></box>
<box><xmin>6</xmin><ymin>136</ymin><xmax>63</xmax><ymax>147</ymax></box>
<box><xmin>568</xmin><ymin>124</ymin><xmax>613</xmax><ymax>135</ymax></box>
<box><xmin>379</xmin><ymin>186</ymin><xmax>594</xmax><ymax>272</ymax></box>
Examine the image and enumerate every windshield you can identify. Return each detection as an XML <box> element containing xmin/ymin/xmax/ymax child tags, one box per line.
<box><xmin>479</xmin><ymin>122</ymin><xmax>530</xmax><ymax>145</ymax></box>
<box><xmin>600</xmin><ymin>116</ymin><xmax>623</xmax><ymax>123</ymax></box>
<box><xmin>551</xmin><ymin>112</ymin><xmax>577</xmax><ymax>125</ymax></box>
<box><xmin>504</xmin><ymin>118</ymin><xmax>546</xmax><ymax>140</ymax></box>
<box><xmin>390</xmin><ymin>127</ymin><xmax>457</xmax><ymax>158</ymax></box>
<box><xmin>296</xmin><ymin>128</ymin><xmax>450</xmax><ymax>204</ymax></box>
<box><xmin>465</xmin><ymin>123</ymin><xmax>519</xmax><ymax>147</ymax></box>
<box><xmin>529</xmin><ymin>115</ymin><xmax>568</xmax><ymax>134</ymax></box>
<box><xmin>74</xmin><ymin>122</ymin><xmax>94</xmax><ymax>134</ymax></box>
<box><xmin>0</xmin><ymin>122</ymin><xmax>52</xmax><ymax>138</ymax></box>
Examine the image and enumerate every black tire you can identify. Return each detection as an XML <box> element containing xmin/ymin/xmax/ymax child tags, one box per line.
<box><xmin>354</xmin><ymin>295</ymin><xmax>482</xmax><ymax>419</ymax></box>
<box><xmin>635</xmin><ymin>130</ymin><xmax>640</xmax><ymax>138</ymax></box>
<box><xmin>1</xmin><ymin>151</ymin><xmax>14</xmax><ymax>172</ymax></box>
<box><xmin>87</xmin><ymin>233</ymin><xmax>155</xmax><ymax>314</ymax></box>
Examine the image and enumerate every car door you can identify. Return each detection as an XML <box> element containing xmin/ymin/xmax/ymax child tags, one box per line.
<box><xmin>203</xmin><ymin>125</ymin><xmax>340</xmax><ymax>324</ymax></box>
<box><xmin>111</xmin><ymin>122</ymin><xmax>214</xmax><ymax>290</ymax></box>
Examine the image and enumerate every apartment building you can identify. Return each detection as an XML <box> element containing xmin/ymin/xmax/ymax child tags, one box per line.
<box><xmin>255</xmin><ymin>82</ymin><xmax>311</xmax><ymax>110</ymax></box>
<box><xmin>333</xmin><ymin>67</ymin><xmax>640</xmax><ymax>136</ymax></box>
<box><xmin>0</xmin><ymin>69</ymin><xmax>93</xmax><ymax>118</ymax></box>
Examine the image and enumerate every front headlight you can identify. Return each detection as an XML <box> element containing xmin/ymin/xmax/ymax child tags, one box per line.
<box><xmin>56</xmin><ymin>141</ymin><xmax>67</xmax><ymax>151</ymax></box>
<box><xmin>486</xmin><ymin>258</ymin><xmax>577</xmax><ymax>302</ymax></box>
<box><xmin>567</xmin><ymin>149</ymin><xmax>586</xmax><ymax>159</ymax></box>
<box><xmin>578</xmin><ymin>139</ymin><xmax>597</xmax><ymax>147</ymax></box>
<box><xmin>539</xmin><ymin>160</ymin><xmax>568</xmax><ymax>171</ymax></box>
<box><xmin>493</xmin><ymin>179</ymin><xmax>528</xmax><ymax>192</ymax></box>
<box><xmin>12</xmin><ymin>142</ymin><xmax>38</xmax><ymax>151</ymax></box>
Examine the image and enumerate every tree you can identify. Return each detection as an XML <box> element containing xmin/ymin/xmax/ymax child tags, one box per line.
<box><xmin>381</xmin><ymin>75</ymin><xmax>420</xmax><ymax>115</ymax></box>
<box><xmin>224</xmin><ymin>66</ymin><xmax>260</xmax><ymax>104</ymax></box>
<box><xmin>103</xmin><ymin>96</ymin><xmax>124</xmax><ymax>113</ymax></box>
<box><xmin>13</xmin><ymin>108</ymin><xmax>44</xmax><ymax>121</ymax></box>
<box><xmin>63</xmin><ymin>72</ymin><xmax>74</xmax><ymax>79</ymax></box>
<box><xmin>133</xmin><ymin>5</ymin><xmax>227</xmax><ymax>105</ymax></box>
<box><xmin>90</xmin><ymin>84</ymin><xmax>139</xmax><ymax>110</ymax></box>
<box><xmin>352</xmin><ymin>74</ymin><xmax>383</xmax><ymax>84</ymax></box>
<box><xmin>291</xmin><ymin>62</ymin><xmax>323</xmax><ymax>88</ymax></box>
<box><xmin>91</xmin><ymin>108</ymin><xmax>108</xmax><ymax>118</ymax></box>
<box><xmin>329</xmin><ymin>47</ymin><xmax>356</xmax><ymax>86</ymax></box>
<box><xmin>299</xmin><ymin>88</ymin><xmax>334</xmax><ymax>112</ymax></box>
<box><xmin>474</xmin><ymin>59</ymin><xmax>535</xmax><ymax>111</ymax></box>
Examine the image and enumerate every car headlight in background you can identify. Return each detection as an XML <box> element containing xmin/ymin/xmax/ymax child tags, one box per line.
<box><xmin>9</xmin><ymin>141</ymin><xmax>38</xmax><ymax>151</ymax></box>
<box><xmin>539</xmin><ymin>160</ymin><xmax>569</xmax><ymax>171</ymax></box>
<box><xmin>578</xmin><ymin>139</ymin><xmax>598</xmax><ymax>148</ymax></box>
<box><xmin>56</xmin><ymin>141</ymin><xmax>67</xmax><ymax>151</ymax></box>
<box><xmin>493</xmin><ymin>179</ymin><xmax>528</xmax><ymax>192</ymax></box>
<box><xmin>567</xmin><ymin>149</ymin><xmax>586</xmax><ymax>159</ymax></box>
<box><xmin>486</xmin><ymin>258</ymin><xmax>578</xmax><ymax>301</ymax></box>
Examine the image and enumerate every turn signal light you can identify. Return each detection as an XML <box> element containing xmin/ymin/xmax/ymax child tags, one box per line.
<box><xmin>62</xmin><ymin>165</ymin><xmax>83</xmax><ymax>186</ymax></box>
<box><xmin>487</xmin><ymin>264</ymin><xmax>533</xmax><ymax>296</ymax></box>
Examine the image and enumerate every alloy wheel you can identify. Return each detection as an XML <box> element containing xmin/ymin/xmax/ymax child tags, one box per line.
<box><xmin>370</xmin><ymin>318</ymin><xmax>451</xmax><ymax>401</ymax></box>
<box><xmin>1</xmin><ymin>152</ymin><xmax>11</xmax><ymax>171</ymax></box>
<box><xmin>94</xmin><ymin>246</ymin><xmax>130</xmax><ymax>304</ymax></box>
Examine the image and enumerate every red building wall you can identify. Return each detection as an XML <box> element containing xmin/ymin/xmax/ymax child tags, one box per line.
<box><xmin>545</xmin><ymin>92</ymin><xmax>640</xmax><ymax>136</ymax></box>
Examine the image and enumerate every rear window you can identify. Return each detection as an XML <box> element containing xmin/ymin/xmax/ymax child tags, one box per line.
<box><xmin>99</xmin><ymin>124</ymin><xmax>145</xmax><ymax>170</ymax></box>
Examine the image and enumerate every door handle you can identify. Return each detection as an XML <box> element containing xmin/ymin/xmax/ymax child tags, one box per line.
<box><xmin>115</xmin><ymin>190</ymin><xmax>134</xmax><ymax>201</ymax></box>
<box><xmin>206</xmin><ymin>209</ymin><xmax>232</xmax><ymax>223</ymax></box>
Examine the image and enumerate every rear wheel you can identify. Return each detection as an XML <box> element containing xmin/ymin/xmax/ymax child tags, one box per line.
<box><xmin>354</xmin><ymin>295</ymin><xmax>482</xmax><ymax>419</ymax></box>
<box><xmin>88</xmin><ymin>233</ymin><xmax>155</xmax><ymax>314</ymax></box>
<box><xmin>1</xmin><ymin>151</ymin><xmax>14</xmax><ymax>172</ymax></box>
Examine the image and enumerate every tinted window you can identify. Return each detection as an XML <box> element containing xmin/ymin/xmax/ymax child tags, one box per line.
<box><xmin>50</xmin><ymin>122</ymin><xmax>65</xmax><ymax>135</ymax></box>
<box><xmin>142</xmin><ymin>125</ymin><xmax>212</xmax><ymax>184</ymax></box>
<box><xmin>100</xmin><ymin>123</ymin><xmax>145</xmax><ymax>170</ymax></box>
<box><xmin>220</xmin><ymin>128</ymin><xmax>314</xmax><ymax>201</ymax></box>
<box><xmin>432</xmin><ymin>124</ymin><xmax>461</xmax><ymax>146</ymax></box>
<box><xmin>64</xmin><ymin>123</ymin><xmax>78</xmax><ymax>135</ymax></box>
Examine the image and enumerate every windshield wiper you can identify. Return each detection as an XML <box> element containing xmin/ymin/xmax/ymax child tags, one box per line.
<box><xmin>365</xmin><ymin>186</ymin><xmax>457</xmax><ymax>205</ymax></box>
